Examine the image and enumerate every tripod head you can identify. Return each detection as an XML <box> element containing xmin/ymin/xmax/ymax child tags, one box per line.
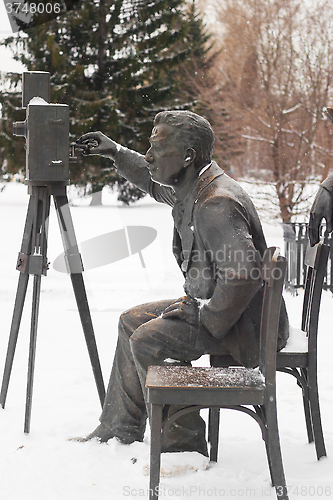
<box><xmin>13</xmin><ymin>71</ymin><xmax>73</xmax><ymax>186</ymax></box>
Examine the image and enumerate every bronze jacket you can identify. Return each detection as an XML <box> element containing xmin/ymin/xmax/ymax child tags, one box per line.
<box><xmin>321</xmin><ymin>173</ymin><xmax>333</xmax><ymax>192</ymax></box>
<box><xmin>113</xmin><ymin>147</ymin><xmax>289</xmax><ymax>367</ymax></box>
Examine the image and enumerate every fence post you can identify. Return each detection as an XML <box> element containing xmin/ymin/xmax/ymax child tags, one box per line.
<box><xmin>282</xmin><ymin>222</ymin><xmax>332</xmax><ymax>293</ymax></box>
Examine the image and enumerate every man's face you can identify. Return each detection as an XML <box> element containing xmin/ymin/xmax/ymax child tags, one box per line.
<box><xmin>144</xmin><ymin>124</ymin><xmax>188</xmax><ymax>187</ymax></box>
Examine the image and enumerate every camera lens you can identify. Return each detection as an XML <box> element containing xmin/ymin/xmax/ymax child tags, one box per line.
<box><xmin>13</xmin><ymin>120</ymin><xmax>27</xmax><ymax>137</ymax></box>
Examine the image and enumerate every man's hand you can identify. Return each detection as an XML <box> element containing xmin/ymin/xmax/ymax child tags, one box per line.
<box><xmin>76</xmin><ymin>131</ymin><xmax>118</xmax><ymax>158</ymax></box>
<box><xmin>161</xmin><ymin>296</ymin><xmax>199</xmax><ymax>326</ymax></box>
<box><xmin>309</xmin><ymin>186</ymin><xmax>333</xmax><ymax>246</ymax></box>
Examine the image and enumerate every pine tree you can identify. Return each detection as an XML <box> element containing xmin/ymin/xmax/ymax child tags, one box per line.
<box><xmin>0</xmin><ymin>0</ymin><xmax>211</xmax><ymax>203</ymax></box>
<box><xmin>185</xmin><ymin>0</ymin><xmax>213</xmax><ymax>62</ymax></box>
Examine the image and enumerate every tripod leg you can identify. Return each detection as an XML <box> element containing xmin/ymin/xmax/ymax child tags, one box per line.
<box><xmin>24</xmin><ymin>187</ymin><xmax>50</xmax><ymax>432</ymax></box>
<box><xmin>71</xmin><ymin>273</ymin><xmax>106</xmax><ymax>406</ymax></box>
<box><xmin>24</xmin><ymin>274</ymin><xmax>41</xmax><ymax>433</ymax></box>
<box><xmin>53</xmin><ymin>193</ymin><xmax>105</xmax><ymax>407</ymax></box>
<box><xmin>0</xmin><ymin>273</ymin><xmax>30</xmax><ymax>408</ymax></box>
<box><xmin>0</xmin><ymin>193</ymin><xmax>37</xmax><ymax>409</ymax></box>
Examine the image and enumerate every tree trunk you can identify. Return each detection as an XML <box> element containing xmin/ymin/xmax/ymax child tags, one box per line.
<box><xmin>276</xmin><ymin>183</ymin><xmax>293</xmax><ymax>223</ymax></box>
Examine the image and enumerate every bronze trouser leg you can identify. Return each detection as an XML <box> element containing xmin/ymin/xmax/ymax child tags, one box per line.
<box><xmin>99</xmin><ymin>300</ymin><xmax>174</xmax><ymax>443</ymax></box>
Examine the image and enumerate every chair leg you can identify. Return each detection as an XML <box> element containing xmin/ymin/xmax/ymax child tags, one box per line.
<box><xmin>307</xmin><ymin>366</ymin><xmax>327</xmax><ymax>460</ymax></box>
<box><xmin>300</xmin><ymin>368</ymin><xmax>314</xmax><ymax>443</ymax></box>
<box><xmin>149</xmin><ymin>404</ymin><xmax>163</xmax><ymax>500</ymax></box>
<box><xmin>264</xmin><ymin>402</ymin><xmax>289</xmax><ymax>500</ymax></box>
<box><xmin>208</xmin><ymin>408</ymin><xmax>220</xmax><ymax>462</ymax></box>
<box><xmin>302</xmin><ymin>395</ymin><xmax>314</xmax><ymax>443</ymax></box>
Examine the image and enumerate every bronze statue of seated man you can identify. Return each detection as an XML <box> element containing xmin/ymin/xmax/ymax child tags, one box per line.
<box><xmin>74</xmin><ymin>110</ymin><xmax>289</xmax><ymax>456</ymax></box>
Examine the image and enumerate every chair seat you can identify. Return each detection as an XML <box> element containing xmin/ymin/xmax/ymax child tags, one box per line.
<box><xmin>211</xmin><ymin>325</ymin><xmax>309</xmax><ymax>369</ymax></box>
<box><xmin>146</xmin><ymin>366</ymin><xmax>265</xmax><ymax>406</ymax></box>
<box><xmin>279</xmin><ymin>326</ymin><xmax>308</xmax><ymax>352</ymax></box>
<box><xmin>277</xmin><ymin>326</ymin><xmax>308</xmax><ymax>368</ymax></box>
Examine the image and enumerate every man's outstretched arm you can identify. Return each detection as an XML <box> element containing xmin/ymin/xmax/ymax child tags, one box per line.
<box><xmin>76</xmin><ymin>131</ymin><xmax>175</xmax><ymax>206</ymax></box>
<box><xmin>76</xmin><ymin>131</ymin><xmax>152</xmax><ymax>193</ymax></box>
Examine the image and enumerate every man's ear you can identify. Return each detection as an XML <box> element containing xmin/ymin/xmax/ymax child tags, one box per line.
<box><xmin>184</xmin><ymin>148</ymin><xmax>196</xmax><ymax>167</ymax></box>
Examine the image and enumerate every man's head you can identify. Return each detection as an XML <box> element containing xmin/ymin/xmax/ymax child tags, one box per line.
<box><xmin>144</xmin><ymin>110</ymin><xmax>215</xmax><ymax>189</ymax></box>
<box><xmin>154</xmin><ymin>110</ymin><xmax>215</xmax><ymax>169</ymax></box>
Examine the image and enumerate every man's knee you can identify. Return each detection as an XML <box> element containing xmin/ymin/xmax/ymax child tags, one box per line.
<box><xmin>129</xmin><ymin>322</ymin><xmax>148</xmax><ymax>347</ymax></box>
<box><xmin>118</xmin><ymin>305</ymin><xmax>149</xmax><ymax>339</ymax></box>
<box><xmin>118</xmin><ymin>301</ymin><xmax>167</xmax><ymax>340</ymax></box>
<box><xmin>129</xmin><ymin>321</ymin><xmax>158</xmax><ymax>361</ymax></box>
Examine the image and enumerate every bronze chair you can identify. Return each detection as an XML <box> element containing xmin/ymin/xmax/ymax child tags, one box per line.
<box><xmin>210</xmin><ymin>242</ymin><xmax>329</xmax><ymax>461</ymax></box>
<box><xmin>146</xmin><ymin>247</ymin><xmax>289</xmax><ymax>500</ymax></box>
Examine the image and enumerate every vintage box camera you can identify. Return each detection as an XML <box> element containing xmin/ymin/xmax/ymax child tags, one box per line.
<box><xmin>13</xmin><ymin>72</ymin><xmax>70</xmax><ymax>186</ymax></box>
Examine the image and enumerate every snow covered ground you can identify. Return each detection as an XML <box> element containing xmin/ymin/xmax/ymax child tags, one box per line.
<box><xmin>0</xmin><ymin>181</ymin><xmax>332</xmax><ymax>500</ymax></box>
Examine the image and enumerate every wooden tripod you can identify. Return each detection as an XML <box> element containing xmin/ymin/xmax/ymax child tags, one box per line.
<box><xmin>0</xmin><ymin>183</ymin><xmax>105</xmax><ymax>433</ymax></box>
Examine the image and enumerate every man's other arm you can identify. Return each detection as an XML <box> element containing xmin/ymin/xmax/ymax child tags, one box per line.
<box><xmin>309</xmin><ymin>173</ymin><xmax>333</xmax><ymax>246</ymax></box>
<box><xmin>195</xmin><ymin>196</ymin><xmax>263</xmax><ymax>339</ymax></box>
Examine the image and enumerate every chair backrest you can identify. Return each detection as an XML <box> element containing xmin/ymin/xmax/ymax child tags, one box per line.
<box><xmin>259</xmin><ymin>247</ymin><xmax>287</xmax><ymax>385</ymax></box>
<box><xmin>301</xmin><ymin>242</ymin><xmax>330</xmax><ymax>350</ymax></box>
